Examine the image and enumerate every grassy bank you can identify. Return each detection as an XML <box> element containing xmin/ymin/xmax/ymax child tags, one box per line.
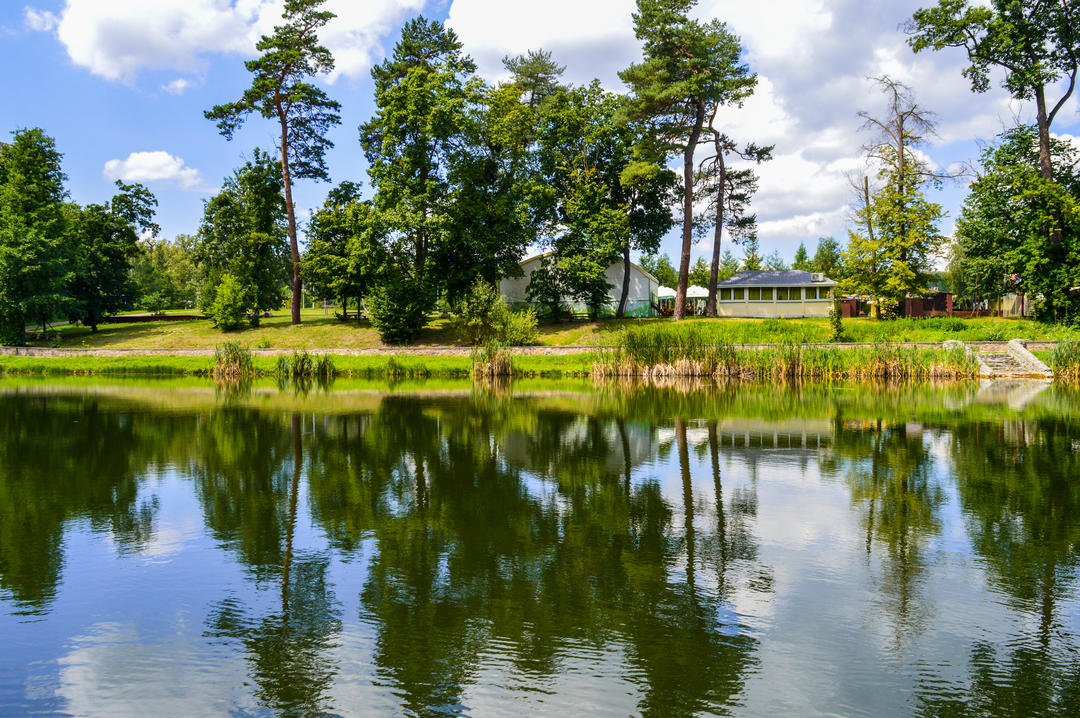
<box><xmin>0</xmin><ymin>352</ymin><xmax>596</xmax><ymax>379</ymax></box>
<box><xmin>23</xmin><ymin>309</ymin><xmax>1079</xmax><ymax>350</ymax></box>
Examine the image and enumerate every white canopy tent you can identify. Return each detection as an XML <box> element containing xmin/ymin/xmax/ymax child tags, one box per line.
<box><xmin>657</xmin><ymin>286</ymin><xmax>676</xmax><ymax>298</ymax></box>
<box><xmin>686</xmin><ymin>285</ymin><xmax>709</xmax><ymax>299</ymax></box>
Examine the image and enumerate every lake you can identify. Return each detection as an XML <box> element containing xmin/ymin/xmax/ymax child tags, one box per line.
<box><xmin>1</xmin><ymin>379</ymin><xmax>1079</xmax><ymax>717</ymax></box>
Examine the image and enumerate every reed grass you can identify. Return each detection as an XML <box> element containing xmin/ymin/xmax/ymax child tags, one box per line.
<box><xmin>471</xmin><ymin>342</ymin><xmax>513</xmax><ymax>379</ymax></box>
<box><xmin>212</xmin><ymin>342</ymin><xmax>255</xmax><ymax>380</ymax></box>
<box><xmin>1048</xmin><ymin>340</ymin><xmax>1080</xmax><ymax>383</ymax></box>
<box><xmin>594</xmin><ymin>329</ymin><xmax>978</xmax><ymax>381</ymax></box>
<box><xmin>274</xmin><ymin>350</ymin><xmax>336</xmax><ymax>381</ymax></box>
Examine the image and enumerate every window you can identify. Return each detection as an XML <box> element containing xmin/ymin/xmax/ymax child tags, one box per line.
<box><xmin>805</xmin><ymin>287</ymin><xmax>818</xmax><ymax>300</ymax></box>
<box><xmin>720</xmin><ymin>288</ymin><xmax>732</xmax><ymax>301</ymax></box>
<box><xmin>732</xmin><ymin>288</ymin><xmax>745</xmax><ymax>300</ymax></box>
<box><xmin>749</xmin><ymin>288</ymin><xmax>773</xmax><ymax>301</ymax></box>
<box><xmin>822</xmin><ymin>287</ymin><xmax>833</xmax><ymax>299</ymax></box>
<box><xmin>777</xmin><ymin>287</ymin><xmax>793</xmax><ymax>301</ymax></box>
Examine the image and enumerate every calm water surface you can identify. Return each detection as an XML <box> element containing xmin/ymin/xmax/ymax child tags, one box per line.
<box><xmin>1</xmin><ymin>379</ymin><xmax>1080</xmax><ymax>717</ymax></box>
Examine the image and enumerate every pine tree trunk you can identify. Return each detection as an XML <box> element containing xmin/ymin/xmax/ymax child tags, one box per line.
<box><xmin>706</xmin><ymin>149</ymin><xmax>726</xmax><ymax>317</ymax></box>
<box><xmin>617</xmin><ymin>243</ymin><xmax>631</xmax><ymax>318</ymax></box>
<box><xmin>279</xmin><ymin>113</ymin><xmax>302</xmax><ymax>325</ymax></box>
<box><xmin>675</xmin><ymin>100</ymin><xmax>706</xmax><ymax>321</ymax></box>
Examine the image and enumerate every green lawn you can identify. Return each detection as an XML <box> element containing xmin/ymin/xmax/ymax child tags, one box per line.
<box><xmin>0</xmin><ymin>351</ymin><xmax>596</xmax><ymax>378</ymax></box>
<box><xmin>21</xmin><ymin>310</ymin><xmax>1079</xmax><ymax>350</ymax></box>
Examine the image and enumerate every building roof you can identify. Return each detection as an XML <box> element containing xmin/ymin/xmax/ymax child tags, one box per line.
<box><xmin>717</xmin><ymin>270</ymin><xmax>837</xmax><ymax>287</ymax></box>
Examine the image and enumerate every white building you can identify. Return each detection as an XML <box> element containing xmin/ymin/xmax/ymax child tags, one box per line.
<box><xmin>498</xmin><ymin>253</ymin><xmax>659</xmax><ymax>317</ymax></box>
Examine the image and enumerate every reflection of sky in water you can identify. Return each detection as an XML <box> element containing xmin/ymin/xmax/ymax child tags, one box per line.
<box><xmin>2</xmin><ymin>393</ymin><xmax>1079</xmax><ymax>717</ymax></box>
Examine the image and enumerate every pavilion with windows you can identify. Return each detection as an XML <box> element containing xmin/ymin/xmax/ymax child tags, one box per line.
<box><xmin>713</xmin><ymin>270</ymin><xmax>837</xmax><ymax>318</ymax></box>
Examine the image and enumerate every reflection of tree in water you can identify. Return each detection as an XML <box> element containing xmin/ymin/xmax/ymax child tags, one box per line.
<box><xmin>831</xmin><ymin>418</ymin><xmax>944</xmax><ymax>641</ymax></box>
<box><xmin>0</xmin><ymin>396</ymin><xmax>161</xmax><ymax>613</ymax></box>
<box><xmin>305</xmin><ymin>396</ymin><xmax>761</xmax><ymax>716</ymax></box>
<box><xmin>916</xmin><ymin>417</ymin><xmax>1080</xmax><ymax>716</ymax></box>
<box><xmin>190</xmin><ymin>409</ymin><xmax>295</xmax><ymax>580</ymax></box>
<box><xmin>204</xmin><ymin>415</ymin><xmax>342</xmax><ymax>717</ymax></box>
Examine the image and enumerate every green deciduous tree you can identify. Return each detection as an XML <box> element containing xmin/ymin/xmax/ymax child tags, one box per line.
<box><xmin>908</xmin><ymin>0</ymin><xmax>1080</xmax><ymax>182</ymax></box>
<box><xmin>843</xmin><ymin>77</ymin><xmax>946</xmax><ymax>315</ymax></box>
<box><xmin>0</xmin><ymin>128</ymin><xmax>70</xmax><ymax>344</ymax></box>
<box><xmin>303</xmin><ymin>181</ymin><xmax>381</xmax><ymax>321</ymax></box>
<box><xmin>620</xmin><ymin>0</ymin><xmax>755</xmax><ymax>320</ymax></box>
<box><xmin>131</xmin><ymin>234</ymin><xmax>200</xmax><ymax>312</ymax></box>
<box><xmin>534</xmin><ymin>81</ymin><xmax>676</xmax><ymax>318</ymax></box>
<box><xmin>953</xmin><ymin>125</ymin><xmax>1080</xmax><ymax>321</ymax></box>
<box><xmin>205</xmin><ymin>0</ymin><xmax>342</xmax><ymax>325</ymax></box>
<box><xmin>66</xmin><ymin>181</ymin><xmax>158</xmax><ymax>332</ymax></box>
<box><xmin>361</xmin><ymin>17</ymin><xmax>477</xmax><ymax>341</ymax></box>
<box><xmin>196</xmin><ymin>150</ymin><xmax>290</xmax><ymax>327</ymax></box>
<box><xmin>438</xmin><ymin>51</ymin><xmax>564</xmax><ymax>302</ymax></box>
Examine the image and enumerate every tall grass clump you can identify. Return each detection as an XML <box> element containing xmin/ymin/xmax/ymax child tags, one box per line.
<box><xmin>1048</xmin><ymin>341</ymin><xmax>1080</xmax><ymax>383</ymax></box>
<box><xmin>472</xmin><ymin>341</ymin><xmax>513</xmax><ymax>379</ymax></box>
<box><xmin>593</xmin><ymin>326</ymin><xmax>978</xmax><ymax>382</ymax></box>
<box><xmin>212</xmin><ymin>341</ymin><xmax>254</xmax><ymax>380</ymax></box>
<box><xmin>274</xmin><ymin>350</ymin><xmax>335</xmax><ymax>381</ymax></box>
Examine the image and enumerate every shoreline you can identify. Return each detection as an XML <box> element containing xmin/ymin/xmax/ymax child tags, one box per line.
<box><xmin>0</xmin><ymin>339</ymin><xmax>1065</xmax><ymax>358</ymax></box>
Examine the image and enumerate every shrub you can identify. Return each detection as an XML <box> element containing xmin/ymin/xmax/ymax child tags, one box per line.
<box><xmin>367</xmin><ymin>271</ymin><xmax>433</xmax><ymax>344</ymax></box>
<box><xmin>452</xmin><ymin>279</ymin><xmax>538</xmax><ymax>346</ymax></box>
<box><xmin>209</xmin><ymin>273</ymin><xmax>249</xmax><ymax>331</ymax></box>
<box><xmin>501</xmin><ymin>306</ymin><xmax>539</xmax><ymax>345</ymax></box>
<box><xmin>828</xmin><ymin>299</ymin><xmax>846</xmax><ymax>343</ymax></box>
<box><xmin>140</xmin><ymin>292</ymin><xmax>168</xmax><ymax>316</ymax></box>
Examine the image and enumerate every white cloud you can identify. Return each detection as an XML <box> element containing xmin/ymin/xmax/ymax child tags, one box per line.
<box><xmin>161</xmin><ymin>77</ymin><xmax>192</xmax><ymax>95</ymax></box>
<box><xmin>35</xmin><ymin>0</ymin><xmax>426</xmax><ymax>85</ymax></box>
<box><xmin>24</xmin><ymin>6</ymin><xmax>58</xmax><ymax>32</ymax></box>
<box><xmin>103</xmin><ymin>151</ymin><xmax>203</xmax><ymax>190</ymax></box>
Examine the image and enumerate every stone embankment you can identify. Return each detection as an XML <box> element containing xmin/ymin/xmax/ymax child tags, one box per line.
<box><xmin>945</xmin><ymin>339</ymin><xmax>1053</xmax><ymax>379</ymax></box>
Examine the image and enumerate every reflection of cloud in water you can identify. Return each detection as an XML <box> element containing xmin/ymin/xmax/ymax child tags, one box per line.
<box><xmin>56</xmin><ymin>621</ymin><xmax>251</xmax><ymax>716</ymax></box>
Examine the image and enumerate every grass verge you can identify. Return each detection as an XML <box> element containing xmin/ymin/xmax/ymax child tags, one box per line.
<box><xmin>0</xmin><ymin>352</ymin><xmax>597</xmax><ymax>379</ymax></box>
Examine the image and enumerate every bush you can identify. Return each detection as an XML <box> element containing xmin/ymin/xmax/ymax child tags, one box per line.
<box><xmin>367</xmin><ymin>271</ymin><xmax>434</xmax><ymax>344</ymax></box>
<box><xmin>209</xmin><ymin>273</ymin><xmax>249</xmax><ymax>331</ymax></box>
<box><xmin>452</xmin><ymin>279</ymin><xmax>538</xmax><ymax>346</ymax></box>
<box><xmin>501</xmin><ymin>306</ymin><xmax>539</xmax><ymax>345</ymax></box>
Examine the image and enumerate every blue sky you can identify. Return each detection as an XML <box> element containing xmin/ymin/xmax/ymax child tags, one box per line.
<box><xmin>3</xmin><ymin>0</ymin><xmax>1078</xmax><ymax>266</ymax></box>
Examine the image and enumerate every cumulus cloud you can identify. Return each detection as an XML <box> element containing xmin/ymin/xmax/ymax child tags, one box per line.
<box><xmin>23</xmin><ymin>6</ymin><xmax>58</xmax><ymax>32</ymax></box>
<box><xmin>161</xmin><ymin>78</ymin><xmax>193</xmax><ymax>95</ymax></box>
<box><xmin>28</xmin><ymin>0</ymin><xmax>426</xmax><ymax>85</ymax></box>
<box><xmin>103</xmin><ymin>151</ymin><xmax>203</xmax><ymax>190</ymax></box>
